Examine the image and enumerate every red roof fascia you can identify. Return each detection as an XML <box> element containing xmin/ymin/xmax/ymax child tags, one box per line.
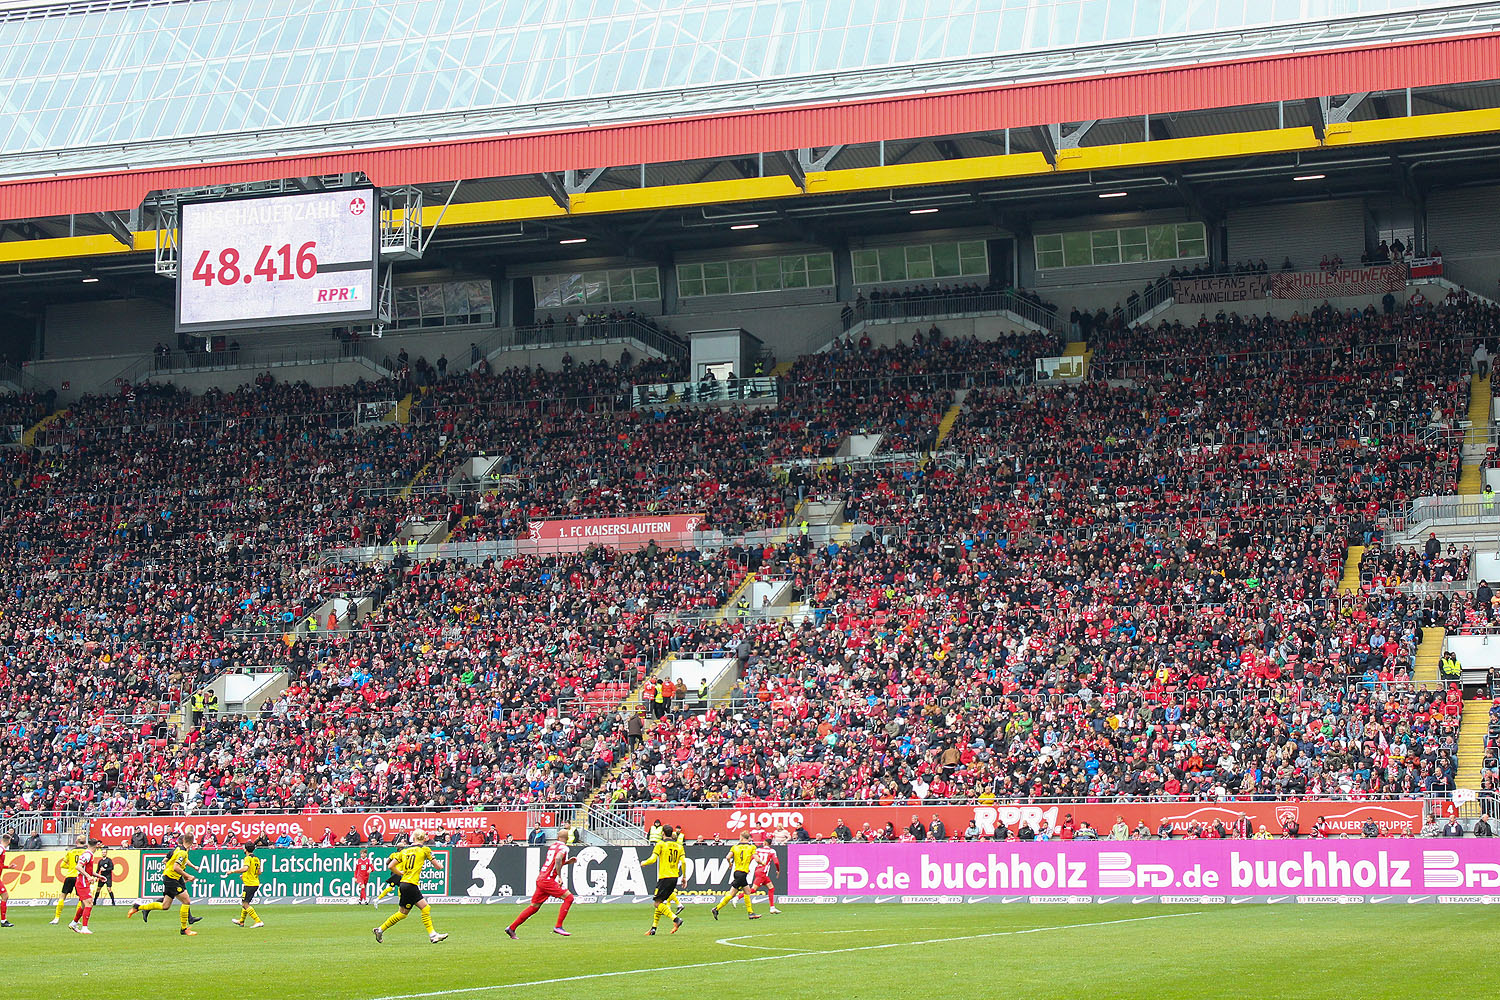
<box><xmin>1</xmin><ymin>30</ymin><xmax>1498</xmax><ymax>223</ymax></box>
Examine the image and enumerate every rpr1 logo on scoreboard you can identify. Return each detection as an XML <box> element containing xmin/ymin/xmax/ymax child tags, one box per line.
<box><xmin>175</xmin><ymin>187</ymin><xmax>380</xmax><ymax>333</ymax></box>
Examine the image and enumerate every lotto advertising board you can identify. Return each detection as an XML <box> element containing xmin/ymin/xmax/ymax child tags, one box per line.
<box><xmin>139</xmin><ymin>848</ymin><xmax>448</xmax><ymax>904</ymax></box>
<box><xmin>90</xmin><ymin>810</ymin><xmax>526</xmax><ymax>846</ymax></box>
<box><xmin>453</xmin><ymin>844</ymin><xmax>789</xmax><ymax>903</ymax></box>
<box><xmin>786</xmin><ymin>840</ymin><xmax>1500</xmax><ymax>904</ymax></box>
<box><xmin>640</xmin><ymin>800</ymin><xmax>1428</xmax><ymax>842</ymax></box>
<box><xmin>0</xmin><ymin>849</ymin><xmax>141</xmax><ymax>902</ymax></box>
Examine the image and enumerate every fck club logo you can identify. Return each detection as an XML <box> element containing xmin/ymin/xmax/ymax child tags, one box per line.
<box><xmin>349</xmin><ymin>197</ymin><xmax>367</xmax><ymax>216</ymax></box>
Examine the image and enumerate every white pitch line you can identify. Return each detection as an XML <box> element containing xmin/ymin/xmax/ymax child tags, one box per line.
<box><xmin>366</xmin><ymin>911</ymin><xmax>1203</xmax><ymax>1000</ymax></box>
<box><xmin>716</xmin><ymin>927</ymin><xmax>883</xmax><ymax>951</ymax></box>
<box><xmin>711</xmin><ymin>941</ymin><xmax>816</xmax><ymax>953</ymax></box>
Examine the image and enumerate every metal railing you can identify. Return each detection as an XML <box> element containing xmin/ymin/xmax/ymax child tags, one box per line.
<box><xmin>1405</xmin><ymin>495</ymin><xmax>1500</xmax><ymax>530</ymax></box>
<box><xmin>102</xmin><ymin>341</ymin><xmax>393</xmax><ymax>390</ymax></box>
<box><xmin>803</xmin><ymin>289</ymin><xmax>1064</xmax><ymax>354</ymax></box>
<box><xmin>1121</xmin><ymin>276</ymin><xmax>1176</xmax><ymax>326</ymax></box>
<box><xmin>472</xmin><ymin>316</ymin><xmax>686</xmax><ymax>362</ymax></box>
<box><xmin>33</xmin><ymin>792</ymin><xmax>1495</xmax><ymax>838</ymax></box>
<box><xmin>1095</xmin><ymin>331</ymin><xmax>1484</xmax><ymax>382</ymax></box>
<box><xmin>632</xmin><ymin>376</ymin><xmax>778</xmax><ymax>408</ymax></box>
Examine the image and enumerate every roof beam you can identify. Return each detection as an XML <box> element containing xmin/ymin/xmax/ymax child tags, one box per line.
<box><xmin>1031</xmin><ymin>126</ymin><xmax>1057</xmax><ymax>167</ymax></box>
<box><xmin>780</xmin><ymin>151</ymin><xmax>807</xmax><ymax>192</ymax></box>
<box><xmin>1323</xmin><ymin>92</ymin><xmax>1370</xmax><ymax>125</ymax></box>
<box><xmin>1305</xmin><ymin>97</ymin><xmax>1327</xmax><ymax>141</ymax></box>
<box><xmin>933</xmin><ymin>139</ymin><xmax>964</xmax><ymax>160</ymax></box>
<box><xmin>563</xmin><ymin>167</ymin><xmax>607</xmax><ymax>196</ymax></box>
<box><xmin>1050</xmin><ymin>120</ymin><xmax>1097</xmax><ymax>150</ymax></box>
<box><xmin>536</xmin><ymin>172</ymin><xmax>569</xmax><ymax>210</ymax></box>
<box><xmin>796</xmin><ymin>145</ymin><xmax>844</xmax><ymax>172</ymax></box>
<box><xmin>94</xmin><ymin>212</ymin><xmax>133</xmax><ymax>248</ymax></box>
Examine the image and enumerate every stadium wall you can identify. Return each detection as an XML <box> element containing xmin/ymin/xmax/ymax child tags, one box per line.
<box><xmin>44</xmin><ymin>298</ymin><xmax>173</xmax><ymax>357</ymax></box>
<box><xmin>675</xmin><ymin>300</ymin><xmax>845</xmax><ymax>357</ymax></box>
<box><xmin>1427</xmin><ymin>185</ymin><xmax>1500</xmax><ymax>294</ymax></box>
<box><xmin>1226</xmin><ymin>199</ymin><xmax>1365</xmax><ymax>270</ymax></box>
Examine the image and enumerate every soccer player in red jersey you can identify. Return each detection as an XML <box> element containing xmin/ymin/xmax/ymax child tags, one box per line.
<box><xmin>0</xmin><ymin>833</ymin><xmax>13</xmax><ymax>927</ymax></box>
<box><xmin>505</xmin><ymin>832</ymin><xmax>575</xmax><ymax>938</ymax></box>
<box><xmin>354</xmin><ymin>849</ymin><xmax>375</xmax><ymax>905</ymax></box>
<box><xmin>68</xmin><ymin>839</ymin><xmax>103</xmax><ymax>934</ymax></box>
<box><xmin>750</xmin><ymin>844</ymin><xmax>782</xmax><ymax>914</ymax></box>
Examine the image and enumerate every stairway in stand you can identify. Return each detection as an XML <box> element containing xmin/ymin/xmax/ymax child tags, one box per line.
<box><xmin>1456</xmin><ymin>699</ymin><xmax>1493</xmax><ymax>791</ymax></box>
<box><xmin>1063</xmin><ymin>339</ymin><xmax>1093</xmax><ymax>378</ymax></box>
<box><xmin>933</xmin><ymin>402</ymin><xmax>963</xmax><ymax>449</ymax></box>
<box><xmin>1413</xmin><ymin>627</ymin><xmax>1446</xmax><ymax>689</ymax></box>
<box><xmin>1337</xmin><ymin>545</ymin><xmax>1364</xmax><ymax>595</ymax></box>
<box><xmin>1458</xmin><ymin>373</ymin><xmax>1491</xmax><ymax>495</ymax></box>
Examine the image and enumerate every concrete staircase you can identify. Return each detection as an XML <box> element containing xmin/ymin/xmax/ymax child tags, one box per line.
<box><xmin>1456</xmin><ymin>699</ymin><xmax>1493</xmax><ymax>790</ymax></box>
<box><xmin>399</xmin><ymin>442</ymin><xmax>449</xmax><ymax>499</ymax></box>
<box><xmin>20</xmin><ymin>408</ymin><xmax>66</xmax><ymax>447</ymax></box>
<box><xmin>1458</xmin><ymin>374</ymin><xmax>1491</xmax><ymax>496</ymax></box>
<box><xmin>1063</xmin><ymin>339</ymin><xmax>1094</xmax><ymax>377</ymax></box>
<box><xmin>933</xmin><ymin>402</ymin><xmax>964</xmax><ymax>449</ymax></box>
<box><xmin>1414</xmin><ymin>627</ymin><xmax>1447</xmax><ymax>689</ymax></box>
<box><xmin>1337</xmin><ymin>545</ymin><xmax>1365</xmax><ymax>595</ymax></box>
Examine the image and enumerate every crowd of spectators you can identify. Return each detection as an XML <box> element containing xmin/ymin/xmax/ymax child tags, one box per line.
<box><xmin>1</xmin><ymin>292</ymin><xmax>1494</xmax><ymax>825</ymax></box>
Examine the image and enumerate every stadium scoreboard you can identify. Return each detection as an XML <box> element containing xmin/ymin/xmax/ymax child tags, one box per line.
<box><xmin>175</xmin><ymin>187</ymin><xmax>380</xmax><ymax>333</ymax></box>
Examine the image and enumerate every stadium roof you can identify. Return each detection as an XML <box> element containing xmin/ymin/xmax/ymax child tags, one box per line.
<box><xmin>0</xmin><ymin>0</ymin><xmax>1495</xmax><ymax>180</ymax></box>
<box><xmin>2</xmin><ymin>0</ymin><xmax>1500</xmax><ymax>264</ymax></box>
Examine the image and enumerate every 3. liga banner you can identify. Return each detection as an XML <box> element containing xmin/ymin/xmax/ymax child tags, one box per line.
<box><xmin>641</xmin><ymin>800</ymin><xmax>1428</xmax><ymax>841</ymax></box>
<box><xmin>788</xmin><ymin>840</ymin><xmax>1500</xmax><ymax>899</ymax></box>
<box><xmin>524</xmin><ymin>513</ymin><xmax>706</xmax><ymax>552</ymax></box>
<box><xmin>89</xmin><ymin>810</ymin><xmax>527</xmax><ymax>846</ymax></box>
<box><xmin>1270</xmin><ymin>263</ymin><xmax>1407</xmax><ymax>299</ymax></box>
<box><xmin>453</xmin><ymin>844</ymin><xmax>789</xmax><ymax>900</ymax></box>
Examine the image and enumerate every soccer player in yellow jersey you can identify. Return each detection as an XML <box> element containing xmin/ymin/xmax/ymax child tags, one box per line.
<box><xmin>374</xmin><ymin>849</ymin><xmax>406</xmax><ymax>905</ymax></box>
<box><xmin>372</xmin><ymin>830</ymin><xmax>447</xmax><ymax>945</ymax></box>
<box><xmin>129</xmin><ymin>830</ymin><xmax>203</xmax><ymax>936</ymax></box>
<box><xmin>712</xmin><ymin>833</ymin><xmax>762</xmax><ymax>921</ymax></box>
<box><xmin>50</xmin><ymin>835</ymin><xmax>85</xmax><ymax>925</ymax></box>
<box><xmin>665</xmin><ymin>828</ymin><xmax>688</xmax><ymax>917</ymax></box>
<box><xmin>229</xmin><ymin>843</ymin><xmax>265</xmax><ymax>928</ymax></box>
<box><xmin>641</xmin><ymin>824</ymin><xmax>685</xmax><ymax>936</ymax></box>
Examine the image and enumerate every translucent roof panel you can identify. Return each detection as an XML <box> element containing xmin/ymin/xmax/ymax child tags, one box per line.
<box><xmin>0</xmin><ymin>0</ymin><xmax>1485</xmax><ymax>165</ymax></box>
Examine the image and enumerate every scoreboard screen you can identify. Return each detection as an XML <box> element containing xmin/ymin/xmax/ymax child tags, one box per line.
<box><xmin>175</xmin><ymin>188</ymin><xmax>380</xmax><ymax>333</ymax></box>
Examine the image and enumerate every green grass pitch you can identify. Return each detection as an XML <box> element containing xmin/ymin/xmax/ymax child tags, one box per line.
<box><xmin>7</xmin><ymin>901</ymin><xmax>1494</xmax><ymax>1000</ymax></box>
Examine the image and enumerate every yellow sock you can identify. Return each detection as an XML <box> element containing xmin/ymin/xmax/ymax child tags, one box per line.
<box><xmin>379</xmin><ymin>910</ymin><xmax>406</xmax><ymax>932</ymax></box>
<box><xmin>668</xmin><ymin>891</ymin><xmax>682</xmax><ymax>909</ymax></box>
<box><xmin>179</xmin><ymin>904</ymin><xmax>191</xmax><ymax>930</ymax></box>
<box><xmin>420</xmin><ymin>906</ymin><xmax>435</xmax><ymax>935</ymax></box>
<box><xmin>716</xmin><ymin>889</ymin><xmax>737</xmax><ymax>911</ymax></box>
<box><xmin>376</xmin><ymin>885</ymin><xmax>395</xmax><ymax>901</ymax></box>
<box><xmin>55</xmin><ymin>898</ymin><xmax>67</xmax><ymax>920</ymax></box>
<box><xmin>139</xmin><ymin>901</ymin><xmax>165</xmax><ymax>912</ymax></box>
<box><xmin>246</xmin><ymin>906</ymin><xmax>260</xmax><ymax>924</ymax></box>
<box><xmin>652</xmin><ymin>902</ymin><xmax>668</xmax><ymax>928</ymax></box>
<box><xmin>745</xmin><ymin>895</ymin><xmax>755</xmax><ymax>915</ymax></box>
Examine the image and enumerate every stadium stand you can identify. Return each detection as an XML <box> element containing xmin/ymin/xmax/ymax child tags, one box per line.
<box><xmin>5</xmin><ymin>291</ymin><xmax>1495</xmax><ymax>825</ymax></box>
